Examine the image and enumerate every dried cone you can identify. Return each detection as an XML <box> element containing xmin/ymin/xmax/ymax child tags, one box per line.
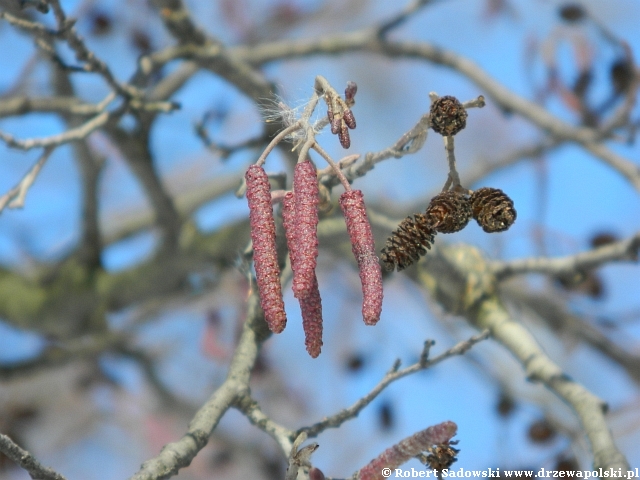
<box><xmin>430</xmin><ymin>95</ymin><xmax>468</xmax><ymax>136</ymax></box>
<box><xmin>292</xmin><ymin>160</ymin><xmax>320</xmax><ymax>299</ymax></box>
<box><xmin>245</xmin><ymin>165</ymin><xmax>287</xmax><ymax>333</ymax></box>
<box><xmin>470</xmin><ymin>187</ymin><xmax>517</xmax><ymax>233</ymax></box>
<box><xmin>283</xmin><ymin>192</ymin><xmax>323</xmax><ymax>358</ymax></box>
<box><xmin>425</xmin><ymin>191</ymin><xmax>472</xmax><ymax>234</ymax></box>
<box><xmin>380</xmin><ymin>213</ymin><xmax>436</xmax><ymax>272</ymax></box>
<box><xmin>339</xmin><ymin>190</ymin><xmax>383</xmax><ymax>326</ymax></box>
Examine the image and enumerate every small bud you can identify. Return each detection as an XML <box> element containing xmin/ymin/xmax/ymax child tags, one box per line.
<box><xmin>343</xmin><ymin>109</ymin><xmax>356</xmax><ymax>129</ymax></box>
<box><xmin>338</xmin><ymin>122</ymin><xmax>351</xmax><ymax>149</ymax></box>
<box><xmin>330</xmin><ymin>115</ymin><xmax>341</xmax><ymax>135</ymax></box>
<box><xmin>430</xmin><ymin>95</ymin><xmax>468</xmax><ymax>136</ymax></box>
<box><xmin>470</xmin><ymin>187</ymin><xmax>517</xmax><ymax>233</ymax></box>
<box><xmin>345</xmin><ymin>81</ymin><xmax>358</xmax><ymax>102</ymax></box>
<box><xmin>339</xmin><ymin>190</ymin><xmax>383</xmax><ymax>325</ymax></box>
<box><xmin>381</xmin><ymin>213</ymin><xmax>437</xmax><ymax>272</ymax></box>
<box><xmin>425</xmin><ymin>191</ymin><xmax>472</xmax><ymax>234</ymax></box>
<box><xmin>245</xmin><ymin>165</ymin><xmax>287</xmax><ymax>333</ymax></box>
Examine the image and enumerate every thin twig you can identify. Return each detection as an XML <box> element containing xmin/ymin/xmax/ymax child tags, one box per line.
<box><xmin>490</xmin><ymin>232</ymin><xmax>640</xmax><ymax>280</ymax></box>
<box><xmin>0</xmin><ymin>147</ymin><xmax>54</xmax><ymax>213</ymax></box>
<box><xmin>298</xmin><ymin>330</ymin><xmax>490</xmax><ymax>439</ymax></box>
<box><xmin>0</xmin><ymin>433</ymin><xmax>67</xmax><ymax>480</ymax></box>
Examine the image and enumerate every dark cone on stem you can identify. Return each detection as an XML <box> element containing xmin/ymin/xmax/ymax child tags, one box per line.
<box><xmin>430</xmin><ymin>95</ymin><xmax>468</xmax><ymax>136</ymax></box>
<box><xmin>381</xmin><ymin>213</ymin><xmax>437</xmax><ymax>272</ymax></box>
<box><xmin>425</xmin><ymin>191</ymin><xmax>472</xmax><ymax>234</ymax></box>
<box><xmin>470</xmin><ymin>187</ymin><xmax>517</xmax><ymax>233</ymax></box>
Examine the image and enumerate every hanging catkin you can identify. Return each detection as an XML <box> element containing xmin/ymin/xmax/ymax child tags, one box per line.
<box><xmin>339</xmin><ymin>189</ymin><xmax>383</xmax><ymax>326</ymax></box>
<box><xmin>291</xmin><ymin>160</ymin><xmax>320</xmax><ymax>299</ymax></box>
<box><xmin>283</xmin><ymin>192</ymin><xmax>323</xmax><ymax>358</ymax></box>
<box><xmin>245</xmin><ymin>165</ymin><xmax>286</xmax><ymax>334</ymax></box>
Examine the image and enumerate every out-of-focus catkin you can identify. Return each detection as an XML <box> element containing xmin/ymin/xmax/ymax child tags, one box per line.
<box><xmin>283</xmin><ymin>191</ymin><xmax>323</xmax><ymax>358</ymax></box>
<box><xmin>292</xmin><ymin>160</ymin><xmax>320</xmax><ymax>299</ymax></box>
<box><xmin>245</xmin><ymin>165</ymin><xmax>287</xmax><ymax>333</ymax></box>
<box><xmin>339</xmin><ymin>189</ymin><xmax>383</xmax><ymax>326</ymax></box>
<box><xmin>357</xmin><ymin>421</ymin><xmax>458</xmax><ymax>480</ymax></box>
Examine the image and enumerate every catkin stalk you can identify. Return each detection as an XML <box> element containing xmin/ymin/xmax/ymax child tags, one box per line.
<box><xmin>339</xmin><ymin>189</ymin><xmax>383</xmax><ymax>325</ymax></box>
<box><xmin>245</xmin><ymin>165</ymin><xmax>287</xmax><ymax>334</ymax></box>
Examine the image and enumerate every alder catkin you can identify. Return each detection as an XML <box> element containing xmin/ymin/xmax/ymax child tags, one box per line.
<box><xmin>339</xmin><ymin>189</ymin><xmax>383</xmax><ymax>326</ymax></box>
<box><xmin>425</xmin><ymin>191</ymin><xmax>472</xmax><ymax>234</ymax></box>
<box><xmin>283</xmin><ymin>191</ymin><xmax>323</xmax><ymax>358</ymax></box>
<box><xmin>292</xmin><ymin>160</ymin><xmax>320</xmax><ymax>299</ymax></box>
<box><xmin>380</xmin><ymin>213</ymin><xmax>437</xmax><ymax>272</ymax></box>
<box><xmin>245</xmin><ymin>165</ymin><xmax>286</xmax><ymax>334</ymax></box>
<box><xmin>357</xmin><ymin>421</ymin><xmax>458</xmax><ymax>480</ymax></box>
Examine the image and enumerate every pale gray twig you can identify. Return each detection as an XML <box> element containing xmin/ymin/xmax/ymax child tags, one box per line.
<box><xmin>491</xmin><ymin>232</ymin><xmax>640</xmax><ymax>280</ymax></box>
<box><xmin>298</xmin><ymin>330</ymin><xmax>490</xmax><ymax>439</ymax></box>
<box><xmin>0</xmin><ymin>147</ymin><xmax>54</xmax><ymax>213</ymax></box>
<box><xmin>0</xmin><ymin>433</ymin><xmax>67</xmax><ymax>480</ymax></box>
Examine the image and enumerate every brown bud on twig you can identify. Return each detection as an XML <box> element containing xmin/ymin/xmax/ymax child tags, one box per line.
<box><xmin>430</xmin><ymin>95</ymin><xmax>468</xmax><ymax>136</ymax></box>
<box><xmin>245</xmin><ymin>165</ymin><xmax>287</xmax><ymax>333</ymax></box>
<box><xmin>283</xmin><ymin>192</ymin><xmax>323</xmax><ymax>358</ymax></box>
<box><xmin>357</xmin><ymin>421</ymin><xmax>457</xmax><ymax>480</ymax></box>
<box><xmin>345</xmin><ymin>81</ymin><xmax>358</xmax><ymax>103</ymax></box>
<box><xmin>425</xmin><ymin>191</ymin><xmax>472</xmax><ymax>233</ymax></box>
<box><xmin>338</xmin><ymin>122</ymin><xmax>351</xmax><ymax>149</ymax></box>
<box><xmin>292</xmin><ymin>160</ymin><xmax>320</xmax><ymax>298</ymax></box>
<box><xmin>380</xmin><ymin>213</ymin><xmax>437</xmax><ymax>272</ymax></box>
<box><xmin>340</xmin><ymin>190</ymin><xmax>383</xmax><ymax>326</ymax></box>
<box><xmin>343</xmin><ymin>109</ymin><xmax>356</xmax><ymax>129</ymax></box>
<box><xmin>470</xmin><ymin>187</ymin><xmax>517</xmax><ymax>233</ymax></box>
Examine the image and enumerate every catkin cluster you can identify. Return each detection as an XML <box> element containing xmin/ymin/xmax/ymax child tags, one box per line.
<box><xmin>381</xmin><ymin>188</ymin><xmax>516</xmax><ymax>272</ymax></box>
<box><xmin>245</xmin><ymin>161</ymin><xmax>382</xmax><ymax>358</ymax></box>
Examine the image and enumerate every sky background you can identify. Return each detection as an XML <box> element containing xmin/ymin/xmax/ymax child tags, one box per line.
<box><xmin>0</xmin><ymin>0</ymin><xmax>639</xmax><ymax>478</ymax></box>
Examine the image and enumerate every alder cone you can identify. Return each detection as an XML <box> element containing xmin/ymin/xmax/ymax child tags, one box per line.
<box><xmin>380</xmin><ymin>213</ymin><xmax>436</xmax><ymax>272</ymax></box>
<box><xmin>470</xmin><ymin>187</ymin><xmax>517</xmax><ymax>233</ymax></box>
<box><xmin>283</xmin><ymin>191</ymin><xmax>323</xmax><ymax>358</ymax></box>
<box><xmin>245</xmin><ymin>165</ymin><xmax>286</xmax><ymax>333</ymax></box>
<box><xmin>430</xmin><ymin>95</ymin><xmax>468</xmax><ymax>136</ymax></box>
<box><xmin>339</xmin><ymin>189</ymin><xmax>383</xmax><ymax>326</ymax></box>
<box><xmin>292</xmin><ymin>160</ymin><xmax>320</xmax><ymax>299</ymax></box>
<box><xmin>425</xmin><ymin>191</ymin><xmax>471</xmax><ymax>233</ymax></box>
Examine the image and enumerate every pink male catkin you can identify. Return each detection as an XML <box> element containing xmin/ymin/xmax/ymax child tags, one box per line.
<box><xmin>283</xmin><ymin>192</ymin><xmax>323</xmax><ymax>358</ymax></box>
<box><xmin>245</xmin><ymin>165</ymin><xmax>286</xmax><ymax>334</ymax></box>
<box><xmin>292</xmin><ymin>160</ymin><xmax>320</xmax><ymax>299</ymax></box>
<box><xmin>357</xmin><ymin>421</ymin><xmax>457</xmax><ymax>480</ymax></box>
<box><xmin>339</xmin><ymin>189</ymin><xmax>383</xmax><ymax>325</ymax></box>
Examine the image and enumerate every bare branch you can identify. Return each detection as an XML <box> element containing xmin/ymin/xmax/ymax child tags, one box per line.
<box><xmin>0</xmin><ymin>433</ymin><xmax>67</xmax><ymax>480</ymax></box>
<box><xmin>491</xmin><ymin>232</ymin><xmax>640</xmax><ymax>280</ymax></box>
<box><xmin>420</xmin><ymin>244</ymin><xmax>630</xmax><ymax>470</ymax></box>
<box><xmin>298</xmin><ymin>331</ymin><xmax>489</xmax><ymax>439</ymax></box>
<box><xmin>128</xmin><ymin>289</ymin><xmax>270</xmax><ymax>480</ymax></box>
<box><xmin>0</xmin><ymin>111</ymin><xmax>111</xmax><ymax>150</ymax></box>
<box><xmin>0</xmin><ymin>147</ymin><xmax>54</xmax><ymax>213</ymax></box>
